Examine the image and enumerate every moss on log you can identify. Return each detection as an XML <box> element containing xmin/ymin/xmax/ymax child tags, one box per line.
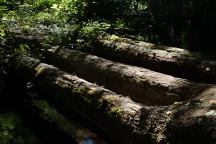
<box><xmin>45</xmin><ymin>47</ymin><xmax>206</xmax><ymax>105</ymax></box>
<box><xmin>85</xmin><ymin>35</ymin><xmax>216</xmax><ymax>84</ymax></box>
<box><xmin>14</xmin><ymin>56</ymin><xmax>216</xmax><ymax>144</ymax></box>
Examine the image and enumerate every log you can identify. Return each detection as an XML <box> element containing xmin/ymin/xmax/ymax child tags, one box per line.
<box><xmin>84</xmin><ymin>35</ymin><xmax>216</xmax><ymax>83</ymax></box>
<box><xmin>45</xmin><ymin>47</ymin><xmax>206</xmax><ymax>105</ymax></box>
<box><xmin>5</xmin><ymin>29</ymin><xmax>216</xmax><ymax>83</ymax></box>
<box><xmin>14</xmin><ymin>56</ymin><xmax>216</xmax><ymax>144</ymax></box>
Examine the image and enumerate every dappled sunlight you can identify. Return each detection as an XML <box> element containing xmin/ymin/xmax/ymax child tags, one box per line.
<box><xmin>47</xmin><ymin>48</ymin><xmax>202</xmax><ymax>105</ymax></box>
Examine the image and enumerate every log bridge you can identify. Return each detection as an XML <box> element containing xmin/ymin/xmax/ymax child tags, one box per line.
<box><xmin>8</xmin><ymin>34</ymin><xmax>216</xmax><ymax>143</ymax></box>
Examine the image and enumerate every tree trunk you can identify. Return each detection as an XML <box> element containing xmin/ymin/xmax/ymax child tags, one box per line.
<box><xmin>45</xmin><ymin>48</ymin><xmax>205</xmax><ymax>105</ymax></box>
<box><xmin>84</xmin><ymin>35</ymin><xmax>216</xmax><ymax>83</ymax></box>
<box><xmin>13</xmin><ymin>56</ymin><xmax>216</xmax><ymax>144</ymax></box>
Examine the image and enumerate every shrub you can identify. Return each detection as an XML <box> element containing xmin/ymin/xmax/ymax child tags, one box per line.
<box><xmin>80</xmin><ymin>21</ymin><xmax>110</xmax><ymax>38</ymax></box>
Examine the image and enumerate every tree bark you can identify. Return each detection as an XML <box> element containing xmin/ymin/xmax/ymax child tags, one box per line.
<box><xmin>14</xmin><ymin>56</ymin><xmax>216</xmax><ymax>144</ymax></box>
<box><xmin>45</xmin><ymin>48</ymin><xmax>205</xmax><ymax>105</ymax></box>
<box><xmin>5</xmin><ymin>30</ymin><xmax>216</xmax><ymax>84</ymax></box>
<box><xmin>84</xmin><ymin>35</ymin><xmax>216</xmax><ymax>83</ymax></box>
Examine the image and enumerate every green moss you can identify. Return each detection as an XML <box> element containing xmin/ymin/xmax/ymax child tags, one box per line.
<box><xmin>14</xmin><ymin>44</ymin><xmax>31</xmax><ymax>55</ymax></box>
<box><xmin>72</xmin><ymin>87</ymin><xmax>94</xmax><ymax>105</ymax></box>
<box><xmin>0</xmin><ymin>25</ymin><xmax>5</xmax><ymax>40</ymax></box>
<box><xmin>110</xmin><ymin>107</ymin><xmax>124</xmax><ymax>118</ymax></box>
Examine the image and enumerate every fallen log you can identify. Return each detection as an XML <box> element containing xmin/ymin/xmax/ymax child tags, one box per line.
<box><xmin>5</xmin><ymin>29</ymin><xmax>216</xmax><ymax>84</ymax></box>
<box><xmin>14</xmin><ymin>56</ymin><xmax>216</xmax><ymax>144</ymax></box>
<box><xmin>85</xmin><ymin>35</ymin><xmax>216</xmax><ymax>84</ymax></box>
<box><xmin>45</xmin><ymin>47</ymin><xmax>205</xmax><ymax>105</ymax></box>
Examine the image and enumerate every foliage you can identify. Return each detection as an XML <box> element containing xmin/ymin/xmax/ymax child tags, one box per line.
<box><xmin>0</xmin><ymin>25</ymin><xmax>5</xmax><ymax>41</ymax></box>
<box><xmin>0</xmin><ymin>6</ymin><xmax>8</xmax><ymax>18</ymax></box>
<box><xmin>0</xmin><ymin>0</ymin><xmax>173</xmax><ymax>52</ymax></box>
<box><xmin>114</xmin><ymin>19</ymin><xmax>126</xmax><ymax>29</ymax></box>
<box><xmin>58</xmin><ymin>0</ymin><xmax>87</xmax><ymax>21</ymax></box>
<box><xmin>32</xmin><ymin>0</ymin><xmax>57</xmax><ymax>10</ymax></box>
<box><xmin>28</xmin><ymin>0</ymin><xmax>88</xmax><ymax>22</ymax></box>
<box><xmin>14</xmin><ymin>44</ymin><xmax>30</xmax><ymax>55</ymax></box>
<box><xmin>43</xmin><ymin>21</ymin><xmax>111</xmax><ymax>48</ymax></box>
<box><xmin>44</xmin><ymin>24</ymin><xmax>79</xmax><ymax>47</ymax></box>
<box><xmin>34</xmin><ymin>12</ymin><xmax>58</xmax><ymax>25</ymax></box>
<box><xmin>80</xmin><ymin>21</ymin><xmax>110</xmax><ymax>38</ymax></box>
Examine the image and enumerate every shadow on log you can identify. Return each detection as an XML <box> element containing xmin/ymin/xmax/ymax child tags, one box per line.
<box><xmin>14</xmin><ymin>56</ymin><xmax>216</xmax><ymax>144</ymax></box>
<box><xmin>84</xmin><ymin>35</ymin><xmax>216</xmax><ymax>84</ymax></box>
